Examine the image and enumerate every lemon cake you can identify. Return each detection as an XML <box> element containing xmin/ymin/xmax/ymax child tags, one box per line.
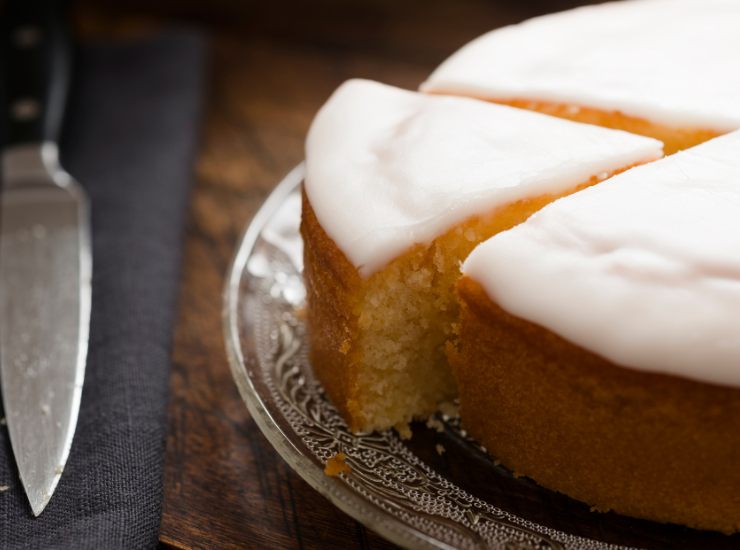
<box><xmin>453</xmin><ymin>130</ymin><xmax>740</xmax><ymax>533</ymax></box>
<box><xmin>301</xmin><ymin>78</ymin><xmax>662</xmax><ymax>434</ymax></box>
<box><xmin>421</xmin><ymin>0</ymin><xmax>740</xmax><ymax>154</ymax></box>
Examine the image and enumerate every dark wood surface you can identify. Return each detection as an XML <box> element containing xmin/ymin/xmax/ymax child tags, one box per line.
<box><xmin>77</xmin><ymin>2</ymin><xmax>592</xmax><ymax>548</ymax></box>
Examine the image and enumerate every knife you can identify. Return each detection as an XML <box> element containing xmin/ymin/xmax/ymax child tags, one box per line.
<box><xmin>0</xmin><ymin>0</ymin><xmax>91</xmax><ymax>516</ymax></box>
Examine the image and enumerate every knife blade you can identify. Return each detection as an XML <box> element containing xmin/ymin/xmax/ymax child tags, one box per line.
<box><xmin>0</xmin><ymin>1</ymin><xmax>92</xmax><ymax>516</ymax></box>
<box><xmin>1</xmin><ymin>144</ymin><xmax>91</xmax><ymax>516</ymax></box>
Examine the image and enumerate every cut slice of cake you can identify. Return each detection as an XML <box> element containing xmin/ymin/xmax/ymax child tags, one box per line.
<box><xmin>453</xmin><ymin>130</ymin><xmax>740</xmax><ymax>533</ymax></box>
<box><xmin>421</xmin><ymin>0</ymin><xmax>740</xmax><ymax>154</ymax></box>
<box><xmin>302</xmin><ymin>78</ymin><xmax>662</xmax><ymax>434</ymax></box>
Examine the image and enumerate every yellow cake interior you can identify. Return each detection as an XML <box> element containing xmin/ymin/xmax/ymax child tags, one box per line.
<box><xmin>330</xmin><ymin>176</ymin><xmax>617</xmax><ymax>434</ymax></box>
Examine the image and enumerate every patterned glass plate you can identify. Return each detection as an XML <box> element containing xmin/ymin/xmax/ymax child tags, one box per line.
<box><xmin>224</xmin><ymin>165</ymin><xmax>738</xmax><ymax>550</ymax></box>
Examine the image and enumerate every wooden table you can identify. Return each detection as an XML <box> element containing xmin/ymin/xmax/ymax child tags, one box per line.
<box><xmin>79</xmin><ymin>1</ymin><xmax>591</xmax><ymax>547</ymax></box>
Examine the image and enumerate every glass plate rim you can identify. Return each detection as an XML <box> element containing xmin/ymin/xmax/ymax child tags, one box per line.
<box><xmin>223</xmin><ymin>164</ymin><xmax>458</xmax><ymax>549</ymax></box>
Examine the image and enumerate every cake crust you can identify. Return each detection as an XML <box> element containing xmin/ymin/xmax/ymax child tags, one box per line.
<box><xmin>451</xmin><ymin>276</ymin><xmax>740</xmax><ymax>534</ymax></box>
<box><xmin>301</xmin><ymin>190</ymin><xmax>365</xmax><ymax>430</ymax></box>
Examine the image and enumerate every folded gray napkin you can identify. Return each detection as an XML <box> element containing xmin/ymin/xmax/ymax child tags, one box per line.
<box><xmin>0</xmin><ymin>30</ymin><xmax>205</xmax><ymax>549</ymax></box>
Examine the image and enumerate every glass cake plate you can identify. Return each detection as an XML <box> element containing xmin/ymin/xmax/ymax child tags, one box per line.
<box><xmin>223</xmin><ymin>165</ymin><xmax>738</xmax><ymax>550</ymax></box>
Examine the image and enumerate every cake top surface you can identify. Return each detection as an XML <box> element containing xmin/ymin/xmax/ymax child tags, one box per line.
<box><xmin>463</xmin><ymin>129</ymin><xmax>740</xmax><ymax>388</ymax></box>
<box><xmin>304</xmin><ymin>79</ymin><xmax>662</xmax><ymax>277</ymax></box>
<box><xmin>421</xmin><ymin>0</ymin><xmax>740</xmax><ymax>131</ymax></box>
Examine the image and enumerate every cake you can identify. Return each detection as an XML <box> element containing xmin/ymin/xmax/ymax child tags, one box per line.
<box><xmin>302</xmin><ymin>78</ymin><xmax>662</xmax><ymax>434</ymax></box>
<box><xmin>301</xmin><ymin>0</ymin><xmax>740</xmax><ymax>534</ymax></box>
<box><xmin>453</xmin><ymin>130</ymin><xmax>740</xmax><ymax>533</ymax></box>
<box><xmin>421</xmin><ymin>0</ymin><xmax>740</xmax><ymax>154</ymax></box>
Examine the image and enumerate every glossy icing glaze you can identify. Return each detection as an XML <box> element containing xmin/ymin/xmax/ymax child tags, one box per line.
<box><xmin>305</xmin><ymin>79</ymin><xmax>662</xmax><ymax>277</ymax></box>
<box><xmin>464</xmin><ymin>130</ymin><xmax>740</xmax><ymax>388</ymax></box>
<box><xmin>422</xmin><ymin>0</ymin><xmax>740</xmax><ymax>131</ymax></box>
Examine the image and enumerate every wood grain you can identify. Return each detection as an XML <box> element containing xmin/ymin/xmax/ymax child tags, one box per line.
<box><xmin>77</xmin><ymin>2</ymin><xmax>594</xmax><ymax>548</ymax></box>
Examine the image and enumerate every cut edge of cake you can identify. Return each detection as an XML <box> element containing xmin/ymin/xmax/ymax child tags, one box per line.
<box><xmin>302</xmin><ymin>79</ymin><xmax>664</xmax><ymax>435</ymax></box>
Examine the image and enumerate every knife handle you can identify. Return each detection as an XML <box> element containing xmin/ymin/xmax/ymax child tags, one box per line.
<box><xmin>2</xmin><ymin>0</ymin><xmax>71</xmax><ymax>148</ymax></box>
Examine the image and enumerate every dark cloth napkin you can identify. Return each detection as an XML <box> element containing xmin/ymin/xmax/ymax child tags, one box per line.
<box><xmin>0</xmin><ymin>31</ymin><xmax>205</xmax><ymax>548</ymax></box>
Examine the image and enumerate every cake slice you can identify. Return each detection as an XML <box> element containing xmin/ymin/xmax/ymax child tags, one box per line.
<box><xmin>302</xmin><ymin>79</ymin><xmax>662</xmax><ymax>434</ymax></box>
<box><xmin>421</xmin><ymin>0</ymin><xmax>740</xmax><ymax>154</ymax></box>
<box><xmin>453</xmin><ymin>130</ymin><xmax>740</xmax><ymax>533</ymax></box>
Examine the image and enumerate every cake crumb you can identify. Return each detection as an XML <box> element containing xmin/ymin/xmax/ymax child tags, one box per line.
<box><xmin>438</xmin><ymin>401</ymin><xmax>460</xmax><ymax>420</ymax></box>
<box><xmin>338</xmin><ymin>340</ymin><xmax>351</xmax><ymax>354</ymax></box>
<box><xmin>395</xmin><ymin>423</ymin><xmax>413</xmax><ymax>440</ymax></box>
<box><xmin>0</xmin><ymin>485</ymin><xmax>9</xmax><ymax>493</ymax></box>
<box><xmin>324</xmin><ymin>453</ymin><xmax>352</xmax><ymax>477</ymax></box>
<box><xmin>435</xmin><ymin>444</ymin><xmax>446</xmax><ymax>456</ymax></box>
<box><xmin>425</xmin><ymin>416</ymin><xmax>445</xmax><ymax>433</ymax></box>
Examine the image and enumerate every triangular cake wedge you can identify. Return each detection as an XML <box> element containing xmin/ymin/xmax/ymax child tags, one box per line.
<box><xmin>302</xmin><ymin>79</ymin><xmax>662</xmax><ymax>434</ymax></box>
<box><xmin>421</xmin><ymin>0</ymin><xmax>740</xmax><ymax>154</ymax></box>
<box><xmin>454</xmin><ymin>130</ymin><xmax>740</xmax><ymax>533</ymax></box>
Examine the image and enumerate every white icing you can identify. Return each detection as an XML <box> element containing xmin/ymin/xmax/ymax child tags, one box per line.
<box><xmin>305</xmin><ymin>79</ymin><xmax>662</xmax><ymax>277</ymax></box>
<box><xmin>463</xmin><ymin>130</ymin><xmax>740</xmax><ymax>388</ymax></box>
<box><xmin>421</xmin><ymin>0</ymin><xmax>740</xmax><ymax>132</ymax></box>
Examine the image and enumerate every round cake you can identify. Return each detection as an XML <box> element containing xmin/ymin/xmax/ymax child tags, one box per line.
<box><xmin>301</xmin><ymin>0</ymin><xmax>740</xmax><ymax>534</ymax></box>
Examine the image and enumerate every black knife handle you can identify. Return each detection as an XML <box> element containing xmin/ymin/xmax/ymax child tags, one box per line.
<box><xmin>2</xmin><ymin>0</ymin><xmax>71</xmax><ymax>147</ymax></box>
